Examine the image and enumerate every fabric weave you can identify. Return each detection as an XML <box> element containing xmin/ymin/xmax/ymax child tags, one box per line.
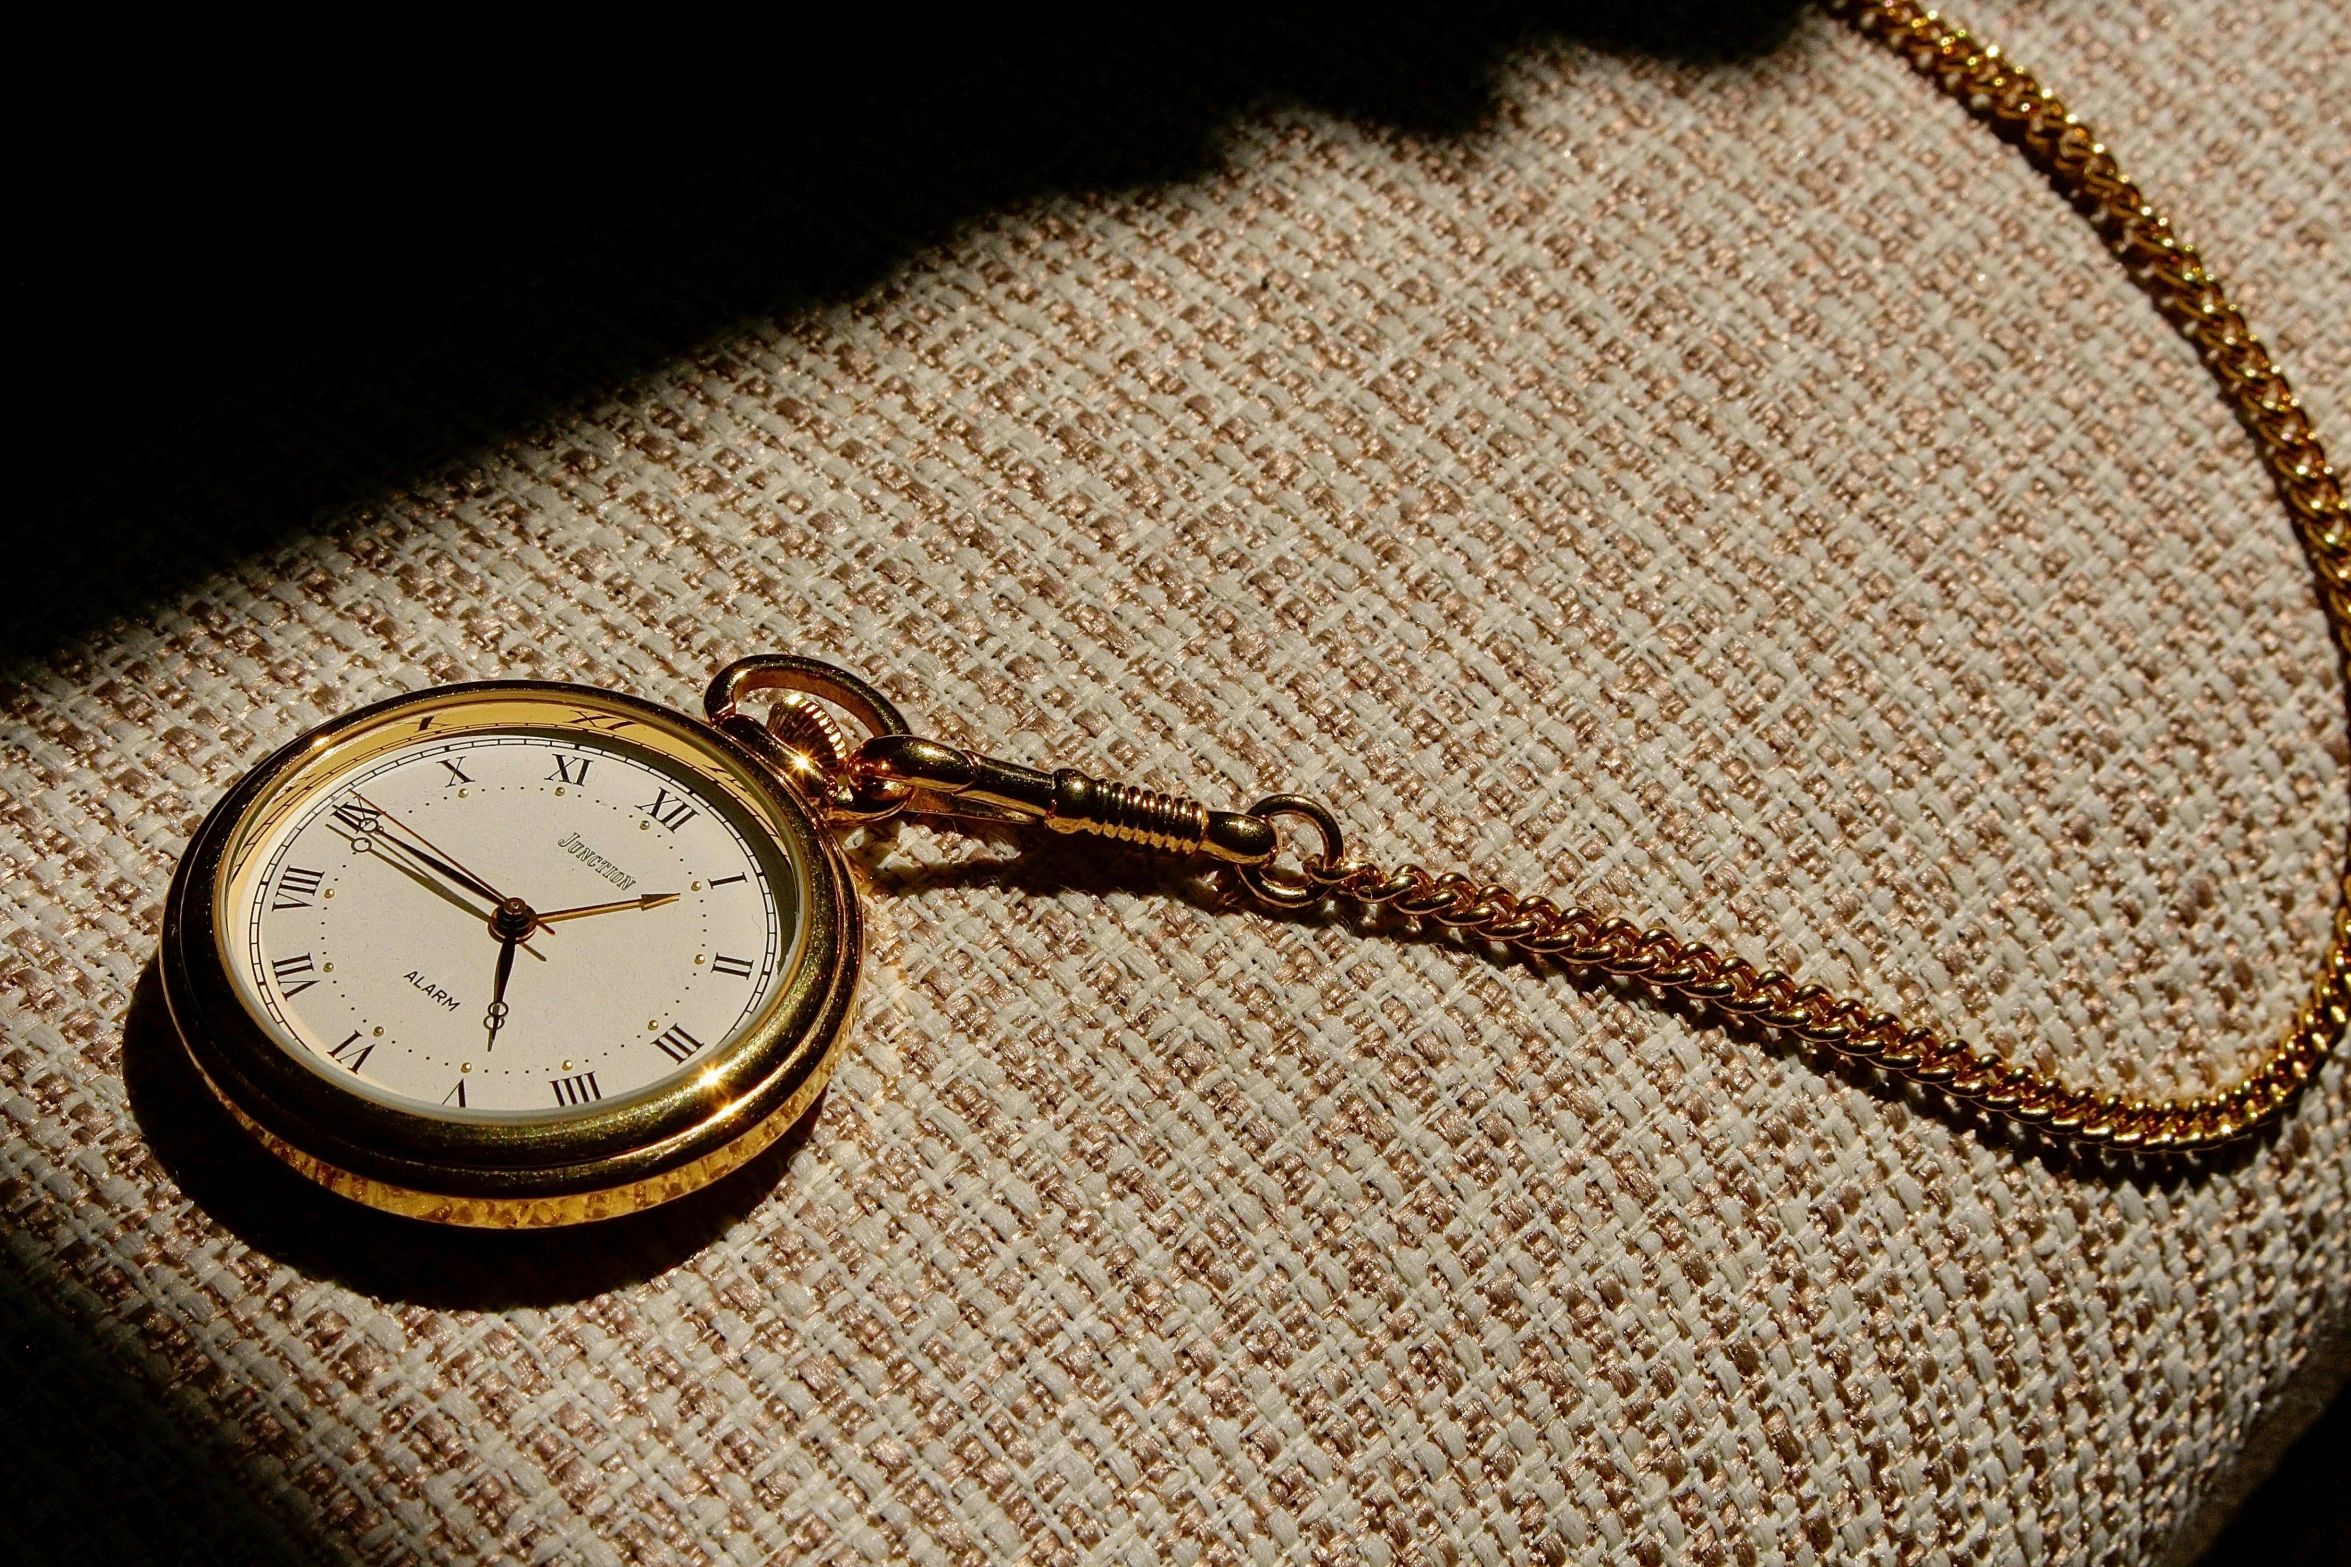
<box><xmin>3</xmin><ymin>3</ymin><xmax>2346</xmax><ymax>1562</ymax></box>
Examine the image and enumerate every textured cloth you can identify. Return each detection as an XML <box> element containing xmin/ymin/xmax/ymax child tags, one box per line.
<box><xmin>5</xmin><ymin>2</ymin><xmax>2349</xmax><ymax>1563</ymax></box>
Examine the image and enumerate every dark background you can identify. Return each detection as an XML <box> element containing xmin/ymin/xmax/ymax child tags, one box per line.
<box><xmin>14</xmin><ymin>2</ymin><xmax>1795</xmax><ymax>672</ymax></box>
<box><xmin>7</xmin><ymin>3</ymin><xmax>2345</xmax><ymax>1562</ymax></box>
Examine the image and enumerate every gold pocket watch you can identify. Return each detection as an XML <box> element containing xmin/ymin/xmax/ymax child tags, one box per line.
<box><xmin>157</xmin><ymin>1</ymin><xmax>2351</xmax><ymax>1233</ymax></box>
<box><xmin>165</xmin><ymin>627</ymin><xmax>2349</xmax><ymax>1227</ymax></box>
<box><xmin>160</xmin><ymin>654</ymin><xmax>1286</xmax><ymax>1228</ymax></box>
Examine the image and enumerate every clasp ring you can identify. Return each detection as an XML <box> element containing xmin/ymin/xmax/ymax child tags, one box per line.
<box><xmin>704</xmin><ymin>655</ymin><xmax>915</xmax><ymax>821</ymax></box>
<box><xmin>1235</xmin><ymin>794</ymin><xmax>1345</xmax><ymax>910</ymax></box>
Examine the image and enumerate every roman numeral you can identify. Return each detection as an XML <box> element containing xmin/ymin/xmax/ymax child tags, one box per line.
<box><xmin>547</xmin><ymin>753</ymin><xmax>591</xmax><ymax>785</ymax></box>
<box><xmin>638</xmin><ymin>789</ymin><xmax>697</xmax><ymax>832</ymax></box>
<box><xmin>443</xmin><ymin>1079</ymin><xmax>468</xmax><ymax>1109</ymax></box>
<box><xmin>326</xmin><ymin>1030</ymin><xmax>374</xmax><ymax>1072</ymax></box>
<box><xmin>331</xmin><ymin>800</ymin><xmax>382</xmax><ymax>835</ymax></box>
<box><xmin>709</xmin><ymin>873</ymin><xmax>747</xmax><ymax>887</ymax></box>
<box><xmin>652</xmin><ymin>1025</ymin><xmax>704</xmax><ymax>1064</ymax></box>
<box><xmin>438</xmin><ymin>759</ymin><xmax>473</xmax><ymax>786</ymax></box>
<box><xmin>709</xmin><ymin>954</ymin><xmax>753</xmax><ymax>979</ymax></box>
<box><xmin>568</xmin><ymin>710</ymin><xmax>633</xmax><ymax>733</ymax></box>
<box><xmin>270</xmin><ymin>953</ymin><xmax>319</xmax><ymax>997</ymax></box>
<box><xmin>551</xmin><ymin>1071</ymin><xmax>603</xmax><ymax>1107</ymax></box>
<box><xmin>272</xmin><ymin>865</ymin><xmax>325</xmax><ymax>910</ymax></box>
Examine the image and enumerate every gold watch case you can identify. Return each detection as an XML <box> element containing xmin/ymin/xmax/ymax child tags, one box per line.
<box><xmin>159</xmin><ymin>680</ymin><xmax>863</xmax><ymax>1228</ymax></box>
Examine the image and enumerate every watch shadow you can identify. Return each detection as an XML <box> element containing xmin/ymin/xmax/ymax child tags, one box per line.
<box><xmin>119</xmin><ymin>964</ymin><xmax>823</xmax><ymax>1309</ymax></box>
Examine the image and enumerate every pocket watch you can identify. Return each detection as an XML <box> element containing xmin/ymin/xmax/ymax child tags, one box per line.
<box><xmin>160</xmin><ymin>654</ymin><xmax>1282</xmax><ymax>1228</ymax></box>
<box><xmin>159</xmin><ymin>0</ymin><xmax>2351</xmax><ymax>1227</ymax></box>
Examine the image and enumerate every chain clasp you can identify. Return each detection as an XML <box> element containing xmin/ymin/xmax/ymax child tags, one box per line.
<box><xmin>707</xmin><ymin>655</ymin><xmax>1284</xmax><ymax>869</ymax></box>
<box><xmin>852</xmin><ymin>734</ymin><xmax>1277</xmax><ymax>865</ymax></box>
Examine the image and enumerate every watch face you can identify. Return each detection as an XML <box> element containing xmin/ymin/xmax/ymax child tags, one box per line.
<box><xmin>161</xmin><ymin>678</ymin><xmax>861</xmax><ymax>1225</ymax></box>
<box><xmin>213</xmin><ymin>698</ymin><xmax>810</xmax><ymax>1122</ymax></box>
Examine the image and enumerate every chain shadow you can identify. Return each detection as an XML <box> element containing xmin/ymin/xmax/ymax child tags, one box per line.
<box><xmin>119</xmin><ymin>964</ymin><xmax>825</xmax><ymax>1309</ymax></box>
<box><xmin>867</xmin><ymin>816</ymin><xmax>2280</xmax><ymax>1195</ymax></box>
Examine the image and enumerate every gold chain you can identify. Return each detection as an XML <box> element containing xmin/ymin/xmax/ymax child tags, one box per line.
<box><xmin>1266</xmin><ymin>0</ymin><xmax>2351</xmax><ymax>1156</ymax></box>
<box><xmin>806</xmin><ymin>0</ymin><xmax>2351</xmax><ymax>1157</ymax></box>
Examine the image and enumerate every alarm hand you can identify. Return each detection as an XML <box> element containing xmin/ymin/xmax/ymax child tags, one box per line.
<box><xmin>532</xmin><ymin>893</ymin><xmax>680</xmax><ymax>925</ymax></box>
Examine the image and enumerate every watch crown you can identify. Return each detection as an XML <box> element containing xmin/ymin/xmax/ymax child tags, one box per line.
<box><xmin>764</xmin><ymin>692</ymin><xmax>852</xmax><ymax>783</ymax></box>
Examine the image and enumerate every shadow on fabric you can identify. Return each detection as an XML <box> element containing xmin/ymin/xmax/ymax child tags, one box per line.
<box><xmin>11</xmin><ymin>0</ymin><xmax>1804</xmax><ymax>674</ymax></box>
<box><xmin>0</xmin><ymin>1256</ymin><xmax>322</xmax><ymax>1567</ymax></box>
<box><xmin>118</xmin><ymin>965</ymin><xmax>822</xmax><ymax>1309</ymax></box>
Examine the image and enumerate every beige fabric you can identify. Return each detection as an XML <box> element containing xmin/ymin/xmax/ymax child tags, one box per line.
<box><xmin>5</xmin><ymin>2</ymin><xmax>2348</xmax><ymax>1561</ymax></box>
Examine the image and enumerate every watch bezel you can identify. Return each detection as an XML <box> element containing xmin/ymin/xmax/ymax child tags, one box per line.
<box><xmin>159</xmin><ymin>679</ymin><xmax>860</xmax><ymax>1227</ymax></box>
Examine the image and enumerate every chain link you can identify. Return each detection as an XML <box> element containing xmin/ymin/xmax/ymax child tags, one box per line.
<box><xmin>1243</xmin><ymin>0</ymin><xmax>2351</xmax><ymax>1156</ymax></box>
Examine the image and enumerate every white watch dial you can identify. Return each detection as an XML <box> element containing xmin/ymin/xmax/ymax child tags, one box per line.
<box><xmin>224</xmin><ymin>728</ymin><xmax>801</xmax><ymax>1120</ymax></box>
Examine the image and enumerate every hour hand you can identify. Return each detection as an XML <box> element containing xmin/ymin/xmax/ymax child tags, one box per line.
<box><xmin>483</xmin><ymin>916</ymin><xmax>525</xmax><ymax>1052</ymax></box>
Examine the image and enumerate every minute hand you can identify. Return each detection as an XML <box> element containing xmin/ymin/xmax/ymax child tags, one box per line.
<box><xmin>377</xmin><ymin>832</ymin><xmax>506</xmax><ymax>906</ymax></box>
<box><xmin>324</xmin><ymin>814</ymin><xmax>546</xmax><ymax>959</ymax></box>
<box><xmin>345</xmin><ymin>791</ymin><xmax>512</xmax><ymax>906</ymax></box>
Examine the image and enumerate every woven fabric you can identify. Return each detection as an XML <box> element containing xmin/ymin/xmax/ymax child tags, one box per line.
<box><xmin>5</xmin><ymin>2</ymin><xmax>2348</xmax><ymax>1562</ymax></box>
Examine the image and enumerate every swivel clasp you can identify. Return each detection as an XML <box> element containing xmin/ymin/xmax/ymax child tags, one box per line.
<box><xmin>849</xmin><ymin>734</ymin><xmax>1278</xmax><ymax>866</ymax></box>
